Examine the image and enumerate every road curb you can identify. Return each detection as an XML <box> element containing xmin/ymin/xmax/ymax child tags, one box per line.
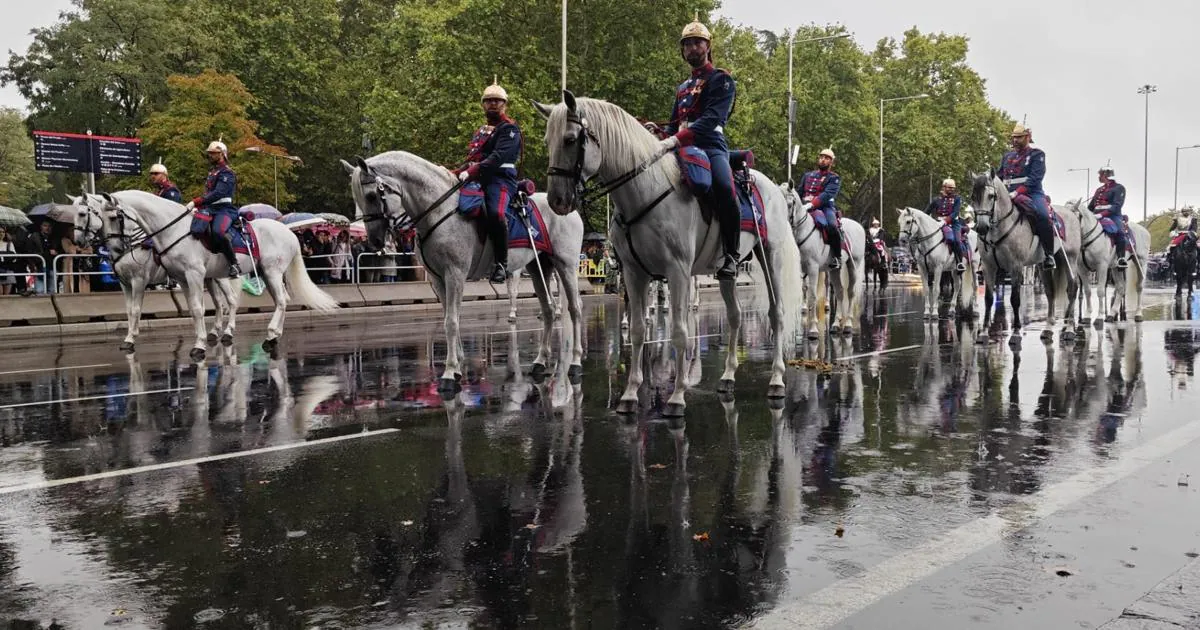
<box><xmin>1099</xmin><ymin>556</ymin><xmax>1200</xmax><ymax>629</ymax></box>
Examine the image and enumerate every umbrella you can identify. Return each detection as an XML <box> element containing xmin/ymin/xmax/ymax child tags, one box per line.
<box><xmin>280</xmin><ymin>212</ymin><xmax>317</xmax><ymax>225</ymax></box>
<box><xmin>240</xmin><ymin>203</ymin><xmax>282</xmax><ymax>220</ymax></box>
<box><xmin>284</xmin><ymin>217</ymin><xmax>327</xmax><ymax>231</ymax></box>
<box><xmin>0</xmin><ymin>205</ymin><xmax>32</xmax><ymax>228</ymax></box>
<box><xmin>347</xmin><ymin>220</ymin><xmax>367</xmax><ymax>238</ymax></box>
<box><xmin>583</xmin><ymin>232</ymin><xmax>607</xmax><ymax>241</ymax></box>
<box><xmin>28</xmin><ymin>203</ymin><xmax>75</xmax><ymax>223</ymax></box>
<box><xmin>318</xmin><ymin>212</ymin><xmax>350</xmax><ymax>226</ymax></box>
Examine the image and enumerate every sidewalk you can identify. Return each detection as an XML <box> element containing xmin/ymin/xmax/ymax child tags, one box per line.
<box><xmin>1100</xmin><ymin>557</ymin><xmax>1200</xmax><ymax>629</ymax></box>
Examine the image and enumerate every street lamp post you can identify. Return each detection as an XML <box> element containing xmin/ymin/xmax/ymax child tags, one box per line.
<box><xmin>1174</xmin><ymin>144</ymin><xmax>1200</xmax><ymax>211</ymax></box>
<box><xmin>1067</xmin><ymin>167</ymin><xmax>1090</xmax><ymax>201</ymax></box>
<box><xmin>1137</xmin><ymin>84</ymin><xmax>1157</xmax><ymax>220</ymax></box>
<box><xmin>786</xmin><ymin>32</ymin><xmax>850</xmax><ymax>184</ymax></box>
<box><xmin>244</xmin><ymin>146</ymin><xmax>303</xmax><ymax>210</ymax></box>
<box><xmin>879</xmin><ymin>93</ymin><xmax>929</xmax><ymax>223</ymax></box>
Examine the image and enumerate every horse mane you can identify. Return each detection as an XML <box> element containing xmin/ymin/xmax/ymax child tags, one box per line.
<box><xmin>969</xmin><ymin>173</ymin><xmax>992</xmax><ymax>209</ymax></box>
<box><xmin>358</xmin><ymin>151</ymin><xmax>454</xmax><ymax>216</ymax></box>
<box><xmin>551</xmin><ymin>97</ymin><xmax>680</xmax><ymax>190</ymax></box>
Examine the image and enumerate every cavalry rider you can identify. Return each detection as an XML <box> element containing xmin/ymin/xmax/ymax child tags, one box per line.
<box><xmin>149</xmin><ymin>162</ymin><xmax>182</xmax><ymax>203</ymax></box>
<box><xmin>457</xmin><ymin>78</ymin><xmax>522</xmax><ymax>284</ymax></box>
<box><xmin>1087</xmin><ymin>165</ymin><xmax>1128</xmax><ymax>268</ymax></box>
<box><xmin>868</xmin><ymin>217</ymin><xmax>890</xmax><ymax>245</ymax></box>
<box><xmin>799</xmin><ymin>148</ymin><xmax>843</xmax><ymax>269</ymax></box>
<box><xmin>1000</xmin><ymin>123</ymin><xmax>1056</xmax><ymax>268</ymax></box>
<box><xmin>926</xmin><ymin>178</ymin><xmax>969</xmax><ymax>272</ymax></box>
<box><xmin>654</xmin><ymin>15</ymin><xmax>741</xmax><ymax>279</ymax></box>
<box><xmin>1168</xmin><ymin>205</ymin><xmax>1198</xmax><ymax>263</ymax></box>
<box><xmin>186</xmin><ymin>140</ymin><xmax>241</xmax><ymax>278</ymax></box>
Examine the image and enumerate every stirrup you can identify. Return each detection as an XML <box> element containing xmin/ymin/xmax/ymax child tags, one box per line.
<box><xmin>828</xmin><ymin>255</ymin><xmax>841</xmax><ymax>270</ymax></box>
<box><xmin>956</xmin><ymin>260</ymin><xmax>966</xmax><ymax>272</ymax></box>
<box><xmin>228</xmin><ymin>264</ymin><xmax>242</xmax><ymax>278</ymax></box>
<box><xmin>716</xmin><ymin>254</ymin><xmax>739</xmax><ymax>279</ymax></box>
<box><xmin>489</xmin><ymin>263</ymin><xmax>508</xmax><ymax>283</ymax></box>
<box><xmin>1042</xmin><ymin>255</ymin><xmax>1056</xmax><ymax>269</ymax></box>
<box><xmin>1115</xmin><ymin>256</ymin><xmax>1128</xmax><ymax>269</ymax></box>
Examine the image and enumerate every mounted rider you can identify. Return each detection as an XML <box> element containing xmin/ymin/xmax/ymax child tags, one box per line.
<box><xmin>149</xmin><ymin>162</ymin><xmax>182</xmax><ymax>203</ymax></box>
<box><xmin>653</xmin><ymin>15</ymin><xmax>741</xmax><ymax>279</ymax></box>
<box><xmin>186</xmin><ymin>140</ymin><xmax>241</xmax><ymax>278</ymax></box>
<box><xmin>926</xmin><ymin>178</ymin><xmax>969</xmax><ymax>272</ymax></box>
<box><xmin>457</xmin><ymin>78</ymin><xmax>523</xmax><ymax>284</ymax></box>
<box><xmin>1087</xmin><ymin>165</ymin><xmax>1128</xmax><ymax>268</ymax></box>
<box><xmin>868</xmin><ymin>217</ymin><xmax>890</xmax><ymax>245</ymax></box>
<box><xmin>999</xmin><ymin>124</ymin><xmax>1056</xmax><ymax>269</ymax></box>
<box><xmin>1168</xmin><ymin>205</ymin><xmax>1198</xmax><ymax>263</ymax></box>
<box><xmin>798</xmin><ymin>148</ymin><xmax>843</xmax><ymax>269</ymax></box>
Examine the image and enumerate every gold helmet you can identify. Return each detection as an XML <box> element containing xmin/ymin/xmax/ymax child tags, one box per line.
<box><xmin>942</xmin><ymin>178</ymin><xmax>957</xmax><ymax>189</ymax></box>
<box><xmin>206</xmin><ymin>140</ymin><xmax>228</xmax><ymax>155</ymax></box>
<box><xmin>149</xmin><ymin>162</ymin><xmax>168</xmax><ymax>176</ymax></box>
<box><xmin>1010</xmin><ymin>123</ymin><xmax>1031</xmax><ymax>138</ymax></box>
<box><xmin>481</xmin><ymin>76</ymin><xmax>508</xmax><ymax>102</ymax></box>
<box><xmin>680</xmin><ymin>14</ymin><xmax>712</xmax><ymax>44</ymax></box>
<box><xmin>819</xmin><ymin>147</ymin><xmax>836</xmax><ymax>160</ymax></box>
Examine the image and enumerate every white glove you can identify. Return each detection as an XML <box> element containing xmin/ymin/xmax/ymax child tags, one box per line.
<box><xmin>800</xmin><ymin>202</ymin><xmax>813</xmax><ymax>213</ymax></box>
<box><xmin>185</xmin><ymin>201</ymin><xmax>195</xmax><ymax>211</ymax></box>
<box><xmin>657</xmin><ymin>136</ymin><xmax>680</xmax><ymax>157</ymax></box>
<box><xmin>458</xmin><ymin>171</ymin><xmax>470</xmax><ymax>182</ymax></box>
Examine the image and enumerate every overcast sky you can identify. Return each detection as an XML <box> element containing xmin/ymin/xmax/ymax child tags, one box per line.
<box><xmin>5</xmin><ymin>0</ymin><xmax>1199</xmax><ymax>215</ymax></box>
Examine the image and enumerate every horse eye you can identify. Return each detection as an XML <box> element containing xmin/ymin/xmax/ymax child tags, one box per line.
<box><xmin>564</xmin><ymin>136</ymin><xmax>576</xmax><ymax>146</ymax></box>
<box><xmin>365</xmin><ymin>192</ymin><xmax>378</xmax><ymax>202</ymax></box>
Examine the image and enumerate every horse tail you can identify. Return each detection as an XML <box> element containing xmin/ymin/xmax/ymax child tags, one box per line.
<box><xmin>286</xmin><ymin>251</ymin><xmax>340</xmax><ymax>312</ymax></box>
<box><xmin>757</xmin><ymin>178</ymin><xmax>803</xmax><ymax>357</ymax></box>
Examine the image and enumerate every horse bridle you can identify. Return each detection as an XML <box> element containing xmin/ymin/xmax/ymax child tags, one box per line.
<box><xmin>898</xmin><ymin>211</ymin><xmax>947</xmax><ymax>265</ymax></box>
<box><xmin>545</xmin><ymin>111</ymin><xmax>599</xmax><ymax>206</ymax></box>
<box><xmin>357</xmin><ymin>174</ymin><xmax>414</xmax><ymax>234</ymax></box>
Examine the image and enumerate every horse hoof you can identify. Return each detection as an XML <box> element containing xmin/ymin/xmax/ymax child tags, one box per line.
<box><xmin>829</xmin><ymin>325</ymin><xmax>841</xmax><ymax>336</ymax></box>
<box><xmin>718</xmin><ymin>390</ymin><xmax>735</xmax><ymax>404</ymax></box>
<box><xmin>262</xmin><ymin>338</ymin><xmax>277</xmax><ymax>352</ymax></box>
<box><xmin>1040</xmin><ymin>329</ymin><xmax>1054</xmax><ymax>342</ymax></box>
<box><xmin>976</xmin><ymin>333</ymin><xmax>989</xmax><ymax>345</ymax></box>
<box><xmin>508</xmin><ymin>315</ymin><xmax>518</xmax><ymax>323</ymax></box>
<box><xmin>1079</xmin><ymin>317</ymin><xmax>1091</xmax><ymax>326</ymax></box>
<box><xmin>1061</xmin><ymin>330</ymin><xmax>1076</xmax><ymax>343</ymax></box>
<box><xmin>119</xmin><ymin>341</ymin><xmax>135</xmax><ymax>353</ymax></box>
<box><xmin>568</xmin><ymin>364</ymin><xmax>583</xmax><ymax>385</ymax></box>
<box><xmin>767</xmin><ymin>383</ymin><xmax>785</xmax><ymax>399</ymax></box>
<box><xmin>1093</xmin><ymin>319</ymin><xmax>1104</xmax><ymax>329</ymax></box>
<box><xmin>206</xmin><ymin>333</ymin><xmax>218</xmax><ymax>346</ymax></box>
<box><xmin>806</xmin><ymin>330</ymin><xmax>820</xmax><ymax>341</ymax></box>
<box><xmin>189</xmin><ymin>347</ymin><xmax>206</xmax><ymax>362</ymax></box>
<box><xmin>1008</xmin><ymin>335</ymin><xmax>1022</xmax><ymax>350</ymax></box>
<box><xmin>530</xmin><ymin>362</ymin><xmax>548</xmax><ymax>382</ymax></box>
<box><xmin>220</xmin><ymin>333</ymin><xmax>234</xmax><ymax>346</ymax></box>
<box><xmin>615</xmin><ymin>398</ymin><xmax>638</xmax><ymax>415</ymax></box>
<box><xmin>1134</xmin><ymin>314</ymin><xmax>1144</xmax><ymax>323</ymax></box>
<box><xmin>717</xmin><ymin>378</ymin><xmax>735</xmax><ymax>394</ymax></box>
<box><xmin>662</xmin><ymin>402</ymin><xmax>686</xmax><ymax>418</ymax></box>
<box><xmin>841</xmin><ymin>326</ymin><xmax>854</xmax><ymax>337</ymax></box>
<box><xmin>767</xmin><ymin>396</ymin><xmax>785</xmax><ymax>410</ymax></box>
<box><xmin>1105</xmin><ymin>315</ymin><xmax>1116</xmax><ymax>323</ymax></box>
<box><xmin>437</xmin><ymin>378</ymin><xmax>459</xmax><ymax>395</ymax></box>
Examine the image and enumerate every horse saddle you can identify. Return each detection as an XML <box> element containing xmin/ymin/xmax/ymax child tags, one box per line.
<box><xmin>676</xmin><ymin>148</ymin><xmax>767</xmax><ymax>241</ymax></box>
<box><xmin>190</xmin><ymin>211</ymin><xmax>259</xmax><ymax>259</ymax></box>
<box><xmin>1013</xmin><ymin>195</ymin><xmax>1067</xmax><ymax>241</ymax></box>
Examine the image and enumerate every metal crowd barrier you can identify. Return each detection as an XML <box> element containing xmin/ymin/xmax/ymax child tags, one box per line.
<box><xmin>2</xmin><ymin>254</ymin><xmax>48</xmax><ymax>293</ymax></box>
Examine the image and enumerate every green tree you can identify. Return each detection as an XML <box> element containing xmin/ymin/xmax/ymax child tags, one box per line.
<box><xmin>138</xmin><ymin>71</ymin><xmax>296</xmax><ymax>208</ymax></box>
<box><xmin>0</xmin><ymin>108</ymin><xmax>49</xmax><ymax>208</ymax></box>
<box><xmin>2</xmin><ymin>0</ymin><xmax>216</xmax><ymax>137</ymax></box>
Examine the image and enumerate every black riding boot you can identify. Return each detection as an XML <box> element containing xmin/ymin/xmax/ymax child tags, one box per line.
<box><xmin>1112</xmin><ymin>229</ymin><xmax>1129</xmax><ymax>268</ymax></box>
<box><xmin>716</xmin><ymin>205</ymin><xmax>741</xmax><ymax>279</ymax></box>
<box><xmin>488</xmin><ymin>215</ymin><xmax>509</xmax><ymax>284</ymax></box>
<box><xmin>1035</xmin><ymin>216</ymin><xmax>1056</xmax><ymax>268</ymax></box>
<box><xmin>219</xmin><ymin>233</ymin><xmax>241</xmax><ymax>277</ymax></box>
<box><xmin>826</xmin><ymin>228</ymin><xmax>843</xmax><ymax>270</ymax></box>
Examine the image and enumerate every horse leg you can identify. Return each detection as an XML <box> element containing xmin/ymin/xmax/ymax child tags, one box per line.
<box><xmin>205</xmin><ymin>279</ymin><xmax>227</xmax><ymax>346</ymax></box>
<box><xmin>557</xmin><ymin>259</ymin><xmax>585</xmax><ymax>383</ymax></box>
<box><xmin>529</xmin><ymin>264</ymin><xmax>554</xmax><ymax>380</ymax></box>
<box><xmin>213</xmin><ymin>278</ymin><xmax>237</xmax><ymax>344</ymax></box>
<box><xmin>1131</xmin><ymin>260</ymin><xmax>1146</xmax><ymax>322</ymax></box>
<box><xmin>757</xmin><ymin>246</ymin><xmax>786</xmax><ymax>398</ymax></box>
<box><xmin>616</xmin><ymin>272</ymin><xmax>650</xmax><ymax>414</ymax></box>
<box><xmin>120</xmin><ymin>275</ymin><xmax>140</xmax><ymax>352</ymax></box>
<box><xmin>182</xmin><ymin>275</ymin><xmax>208</xmax><ymax>361</ymax></box>
<box><xmin>507</xmin><ymin>271</ymin><xmax>519</xmax><ymax>323</ymax></box>
<box><xmin>664</xmin><ymin>269</ymin><xmax>696</xmax><ymax>417</ymax></box>
<box><xmin>804</xmin><ymin>269</ymin><xmax>820</xmax><ymax>340</ymax></box>
<box><xmin>438</xmin><ymin>272</ymin><xmax>467</xmax><ymax>391</ymax></box>
<box><xmin>261</xmin><ymin>269</ymin><xmax>288</xmax><ymax>346</ymax></box>
<box><xmin>1010</xmin><ymin>271</ymin><xmax>1023</xmax><ymax>334</ymax></box>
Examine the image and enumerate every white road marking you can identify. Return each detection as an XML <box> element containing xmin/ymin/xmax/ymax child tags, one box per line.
<box><xmin>834</xmin><ymin>344</ymin><xmax>922</xmax><ymax>362</ymax></box>
<box><xmin>0</xmin><ymin>387</ymin><xmax>195</xmax><ymax>410</ymax></box>
<box><xmin>0</xmin><ymin>363</ymin><xmax>113</xmax><ymax>377</ymax></box>
<box><xmin>749</xmin><ymin>414</ymin><xmax>1200</xmax><ymax>629</ymax></box>
<box><xmin>628</xmin><ymin>333</ymin><xmax>723</xmax><ymax>346</ymax></box>
<box><xmin>875</xmin><ymin>310</ymin><xmax>922</xmax><ymax>318</ymax></box>
<box><xmin>0</xmin><ymin>428</ymin><xmax>401</xmax><ymax>496</ymax></box>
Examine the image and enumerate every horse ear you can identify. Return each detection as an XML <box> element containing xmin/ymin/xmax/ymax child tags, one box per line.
<box><xmin>563</xmin><ymin>89</ymin><xmax>577</xmax><ymax>112</ymax></box>
<box><xmin>100</xmin><ymin>193</ymin><xmax>115</xmax><ymax>206</ymax></box>
<box><xmin>355</xmin><ymin>156</ymin><xmax>370</xmax><ymax>173</ymax></box>
<box><xmin>340</xmin><ymin>159</ymin><xmax>356</xmax><ymax>175</ymax></box>
<box><xmin>532</xmin><ymin>100</ymin><xmax>552</xmax><ymax>120</ymax></box>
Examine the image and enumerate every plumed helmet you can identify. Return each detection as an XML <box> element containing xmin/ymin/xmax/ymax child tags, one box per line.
<box><xmin>1184</xmin><ymin>206</ymin><xmax>1194</xmax><ymax>215</ymax></box>
<box><xmin>206</xmin><ymin>140</ymin><xmax>228</xmax><ymax>155</ymax></box>
<box><xmin>871</xmin><ymin>217</ymin><xmax>881</xmax><ymax>226</ymax></box>
<box><xmin>1010</xmin><ymin>123</ymin><xmax>1030</xmax><ymax>138</ymax></box>
<box><xmin>680</xmin><ymin>14</ymin><xmax>712</xmax><ymax>44</ymax></box>
<box><xmin>149</xmin><ymin>163</ymin><xmax>168</xmax><ymax>175</ymax></box>
<box><xmin>482</xmin><ymin>77</ymin><xmax>508</xmax><ymax>102</ymax></box>
<box><xmin>1099</xmin><ymin>166</ymin><xmax>1115</xmax><ymax>177</ymax></box>
<box><xmin>819</xmin><ymin>147</ymin><xmax>836</xmax><ymax>159</ymax></box>
<box><xmin>942</xmin><ymin>178</ymin><xmax>957</xmax><ymax>189</ymax></box>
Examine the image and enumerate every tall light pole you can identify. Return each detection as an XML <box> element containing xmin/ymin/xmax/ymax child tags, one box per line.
<box><xmin>561</xmin><ymin>0</ymin><xmax>568</xmax><ymax>91</ymax></box>
<box><xmin>1067</xmin><ymin>167</ymin><xmax>1090</xmax><ymax>201</ymax></box>
<box><xmin>879</xmin><ymin>93</ymin><xmax>929</xmax><ymax>223</ymax></box>
<box><xmin>1174</xmin><ymin>144</ymin><xmax>1200</xmax><ymax>211</ymax></box>
<box><xmin>786</xmin><ymin>31</ymin><xmax>850</xmax><ymax>184</ymax></box>
<box><xmin>1137</xmin><ymin>84</ymin><xmax>1157</xmax><ymax>220</ymax></box>
<box><xmin>244</xmin><ymin>146</ymin><xmax>303</xmax><ymax>210</ymax></box>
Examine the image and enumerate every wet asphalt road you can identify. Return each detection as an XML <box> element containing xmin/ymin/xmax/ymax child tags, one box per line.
<box><xmin>1</xmin><ymin>285</ymin><xmax>1199</xmax><ymax>629</ymax></box>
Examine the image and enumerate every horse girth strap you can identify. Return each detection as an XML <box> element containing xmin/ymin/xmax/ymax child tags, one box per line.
<box><xmin>614</xmin><ymin>188</ymin><xmax>674</xmax><ymax>282</ymax></box>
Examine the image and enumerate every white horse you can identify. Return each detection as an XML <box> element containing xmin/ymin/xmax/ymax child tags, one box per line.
<box><xmin>1063</xmin><ymin>198</ymin><xmax>1149</xmax><ymax>324</ymax></box>
<box><xmin>538</xmin><ymin>91</ymin><xmax>802</xmax><ymax>415</ymax></box>
<box><xmin>342</xmin><ymin>152</ymin><xmax>585</xmax><ymax>392</ymax></box>
<box><xmin>780</xmin><ymin>183</ymin><xmax>865</xmax><ymax>338</ymax></box>
<box><xmin>72</xmin><ymin>195</ymin><xmax>239</xmax><ymax>352</ymax></box>
<box><xmin>896</xmin><ymin>206</ymin><xmax>978</xmax><ymax>320</ymax></box>
<box><xmin>89</xmin><ymin>191</ymin><xmax>338</xmax><ymax>360</ymax></box>
<box><xmin>969</xmin><ymin>172</ymin><xmax>1081</xmax><ymax>343</ymax></box>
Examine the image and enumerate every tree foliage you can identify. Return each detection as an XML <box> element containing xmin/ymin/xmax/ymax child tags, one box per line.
<box><xmin>138</xmin><ymin>71</ymin><xmax>295</xmax><ymax>207</ymax></box>
<box><xmin>3</xmin><ymin>0</ymin><xmax>1013</xmax><ymax>230</ymax></box>
<box><xmin>0</xmin><ymin>108</ymin><xmax>49</xmax><ymax>208</ymax></box>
